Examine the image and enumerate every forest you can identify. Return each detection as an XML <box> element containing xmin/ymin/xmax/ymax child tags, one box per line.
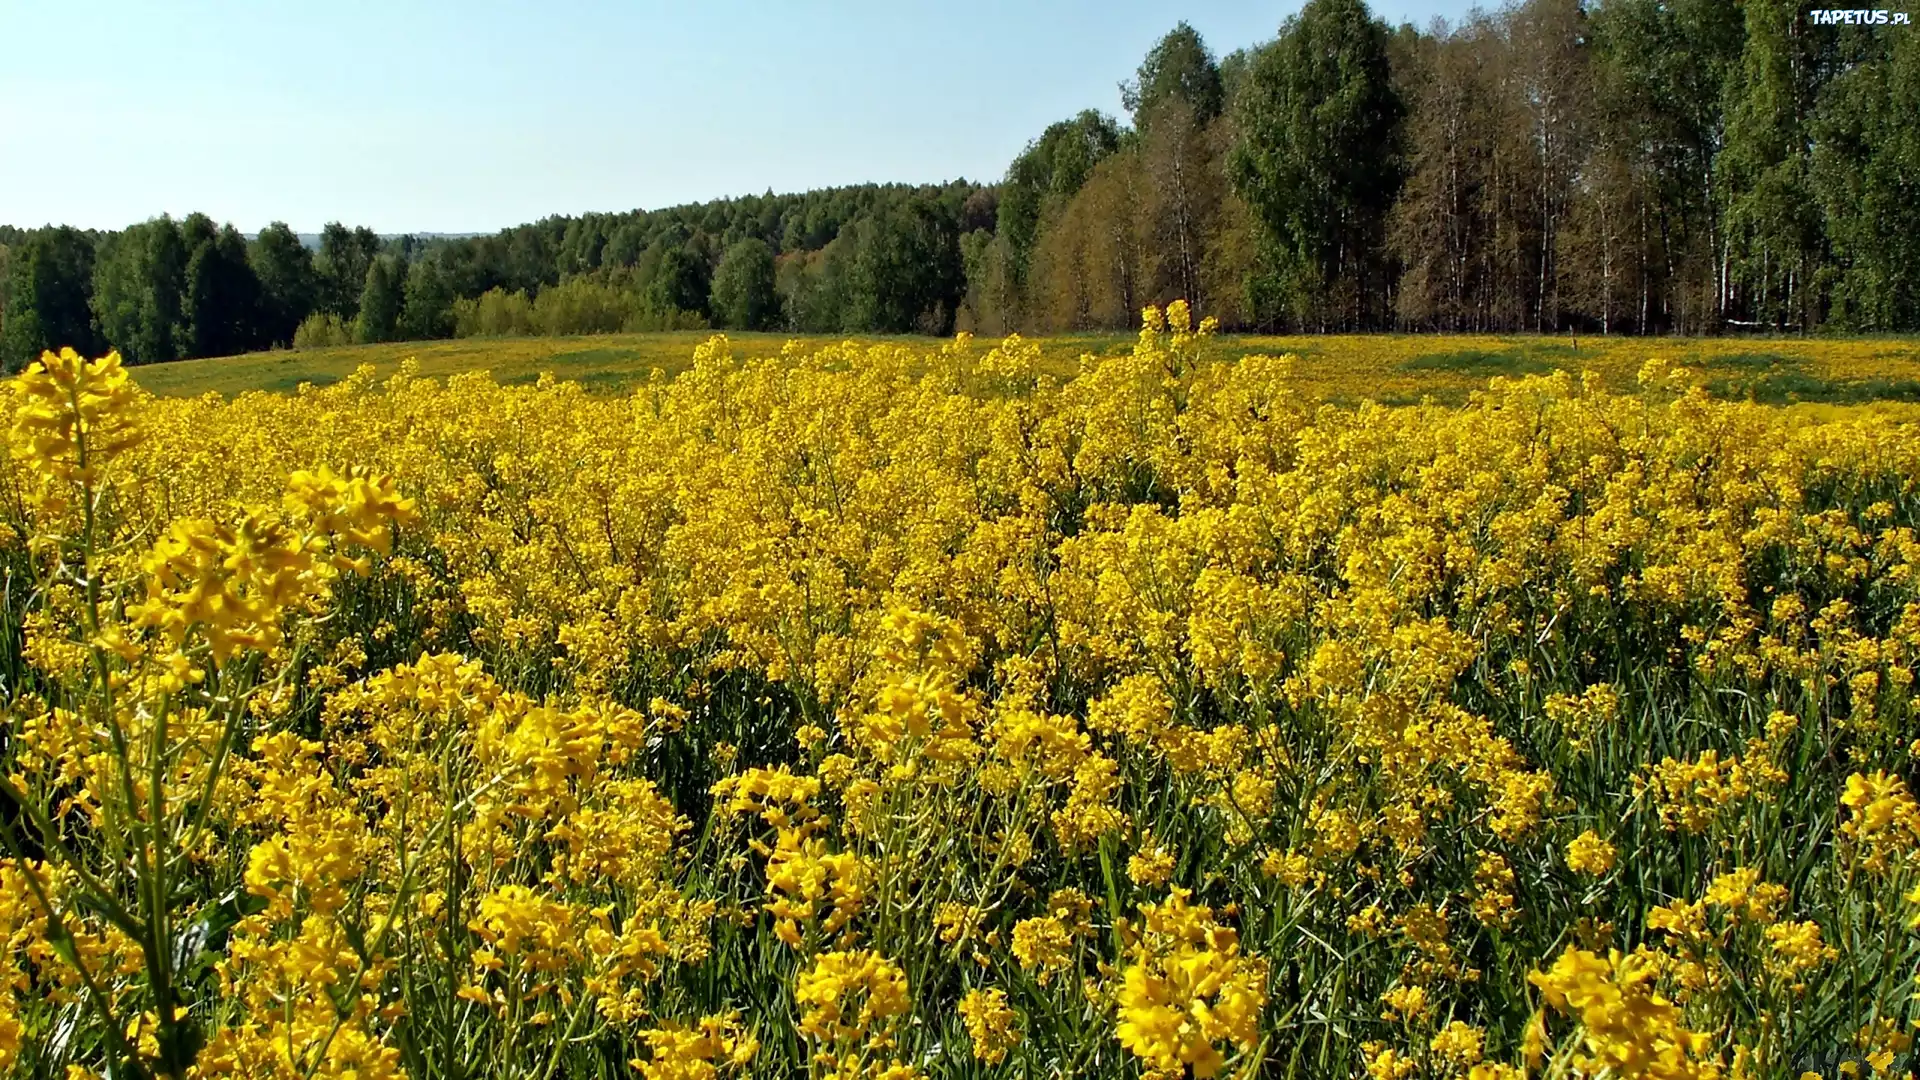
<box><xmin>3</xmin><ymin>0</ymin><xmax>1918</xmax><ymax>370</ymax></box>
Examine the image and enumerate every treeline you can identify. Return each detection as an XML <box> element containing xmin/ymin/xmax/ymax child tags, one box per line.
<box><xmin>981</xmin><ymin>0</ymin><xmax>1920</xmax><ymax>335</ymax></box>
<box><xmin>0</xmin><ymin>182</ymin><xmax>988</xmax><ymax>369</ymax></box>
<box><xmin>4</xmin><ymin>0</ymin><xmax>1919</xmax><ymax>369</ymax></box>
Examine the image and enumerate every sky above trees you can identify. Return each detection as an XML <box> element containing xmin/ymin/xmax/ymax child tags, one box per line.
<box><xmin>0</xmin><ymin>0</ymin><xmax>1464</xmax><ymax>234</ymax></box>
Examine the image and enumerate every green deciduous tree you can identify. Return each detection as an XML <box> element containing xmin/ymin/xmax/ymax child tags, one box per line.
<box><xmin>847</xmin><ymin>196</ymin><xmax>964</xmax><ymax>334</ymax></box>
<box><xmin>1503</xmin><ymin>0</ymin><xmax>1594</xmax><ymax>333</ymax></box>
<box><xmin>3</xmin><ymin>227</ymin><xmax>102</xmax><ymax>371</ymax></box>
<box><xmin>1229</xmin><ymin>0</ymin><xmax>1404</xmax><ymax>329</ymax></box>
<box><xmin>1124</xmin><ymin>21</ymin><xmax>1226</xmax><ymax>130</ymax></box>
<box><xmin>250</xmin><ymin>222</ymin><xmax>319</xmax><ymax>348</ymax></box>
<box><xmin>1812</xmin><ymin>13</ymin><xmax>1920</xmax><ymax>330</ymax></box>
<box><xmin>777</xmin><ymin>238</ymin><xmax>853</xmax><ymax>333</ymax></box>
<box><xmin>1717</xmin><ymin>0</ymin><xmax>1827</xmax><ymax>330</ymax></box>
<box><xmin>1581</xmin><ymin>0</ymin><xmax>1745</xmax><ymax>333</ymax></box>
<box><xmin>318</xmin><ymin>223</ymin><xmax>382</xmax><ymax>320</ymax></box>
<box><xmin>709</xmin><ymin>238</ymin><xmax>778</xmax><ymax>331</ymax></box>
<box><xmin>644</xmin><ymin>246</ymin><xmax>712</xmax><ymax>321</ymax></box>
<box><xmin>92</xmin><ymin>217</ymin><xmax>187</xmax><ymax>364</ymax></box>
<box><xmin>400</xmin><ymin>256</ymin><xmax>456</xmax><ymax>340</ymax></box>
<box><xmin>354</xmin><ymin>255</ymin><xmax>405</xmax><ymax>343</ymax></box>
<box><xmin>182</xmin><ymin>221</ymin><xmax>262</xmax><ymax>358</ymax></box>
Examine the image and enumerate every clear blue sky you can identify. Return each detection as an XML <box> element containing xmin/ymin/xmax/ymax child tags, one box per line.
<box><xmin>0</xmin><ymin>0</ymin><xmax>1465</xmax><ymax>235</ymax></box>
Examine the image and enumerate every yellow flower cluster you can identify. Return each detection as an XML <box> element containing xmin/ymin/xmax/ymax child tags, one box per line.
<box><xmin>1567</xmin><ymin>830</ymin><xmax>1618</xmax><ymax>876</ymax></box>
<box><xmin>9</xmin><ymin>347</ymin><xmax>142</xmax><ymax>490</ymax></box>
<box><xmin>1115</xmin><ymin>890</ymin><xmax>1268</xmax><ymax>1077</ymax></box>
<box><xmin>630</xmin><ymin>1013</ymin><xmax>757</xmax><ymax>1080</ymax></box>
<box><xmin>1529</xmin><ymin>948</ymin><xmax>1715</xmax><ymax>1079</ymax></box>
<box><xmin>765</xmin><ymin>838</ymin><xmax>870</xmax><ymax>949</ymax></box>
<box><xmin>958</xmin><ymin>987</ymin><xmax>1021</xmax><ymax>1064</ymax></box>
<box><xmin>1841</xmin><ymin>770</ymin><xmax>1920</xmax><ymax>872</ymax></box>
<box><xmin>795</xmin><ymin>950</ymin><xmax>917</xmax><ymax>1079</ymax></box>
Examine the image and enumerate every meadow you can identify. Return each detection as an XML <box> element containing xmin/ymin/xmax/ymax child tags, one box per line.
<box><xmin>132</xmin><ymin>328</ymin><xmax>1920</xmax><ymax>410</ymax></box>
<box><xmin>4</xmin><ymin>308</ymin><xmax>1920</xmax><ymax>1080</ymax></box>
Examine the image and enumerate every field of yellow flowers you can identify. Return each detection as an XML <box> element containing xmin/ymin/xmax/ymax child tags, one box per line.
<box><xmin>131</xmin><ymin>324</ymin><xmax>1920</xmax><ymax>409</ymax></box>
<box><xmin>4</xmin><ymin>305</ymin><xmax>1920</xmax><ymax>1080</ymax></box>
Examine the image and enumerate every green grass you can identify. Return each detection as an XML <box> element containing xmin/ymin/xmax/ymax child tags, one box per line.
<box><xmin>129</xmin><ymin>333</ymin><xmax>776</xmax><ymax>398</ymax></box>
<box><xmin>1395</xmin><ymin>348</ymin><xmax>1559</xmax><ymax>376</ymax></box>
<box><xmin>1705</xmin><ymin>370</ymin><xmax>1920</xmax><ymax>405</ymax></box>
<box><xmin>125</xmin><ymin>330</ymin><xmax>1920</xmax><ymax>408</ymax></box>
<box><xmin>1696</xmin><ymin>351</ymin><xmax>1804</xmax><ymax>370</ymax></box>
